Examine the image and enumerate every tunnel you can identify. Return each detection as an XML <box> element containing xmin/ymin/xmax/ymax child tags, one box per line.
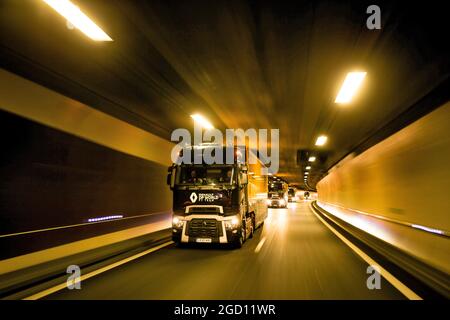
<box><xmin>0</xmin><ymin>0</ymin><xmax>449</xmax><ymax>305</ymax></box>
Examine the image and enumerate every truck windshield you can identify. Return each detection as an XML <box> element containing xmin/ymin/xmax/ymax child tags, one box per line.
<box><xmin>269</xmin><ymin>182</ymin><xmax>284</xmax><ymax>192</ymax></box>
<box><xmin>176</xmin><ymin>166</ymin><xmax>235</xmax><ymax>185</ymax></box>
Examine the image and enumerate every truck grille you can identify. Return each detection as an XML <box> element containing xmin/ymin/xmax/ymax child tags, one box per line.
<box><xmin>187</xmin><ymin>219</ymin><xmax>222</xmax><ymax>238</ymax></box>
<box><xmin>188</xmin><ymin>207</ymin><xmax>220</xmax><ymax>214</ymax></box>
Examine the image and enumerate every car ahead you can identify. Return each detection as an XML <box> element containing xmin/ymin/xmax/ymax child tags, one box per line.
<box><xmin>287</xmin><ymin>187</ymin><xmax>297</xmax><ymax>202</ymax></box>
<box><xmin>267</xmin><ymin>179</ymin><xmax>288</xmax><ymax>208</ymax></box>
<box><xmin>267</xmin><ymin>192</ymin><xmax>287</xmax><ymax>208</ymax></box>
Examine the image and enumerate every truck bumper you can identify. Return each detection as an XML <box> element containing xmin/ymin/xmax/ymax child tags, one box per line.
<box><xmin>269</xmin><ymin>200</ymin><xmax>287</xmax><ymax>208</ymax></box>
<box><xmin>172</xmin><ymin>217</ymin><xmax>240</xmax><ymax>245</ymax></box>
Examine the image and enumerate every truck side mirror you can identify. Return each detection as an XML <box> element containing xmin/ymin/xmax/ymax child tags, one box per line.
<box><xmin>240</xmin><ymin>172</ymin><xmax>248</xmax><ymax>185</ymax></box>
<box><xmin>167</xmin><ymin>166</ymin><xmax>175</xmax><ymax>189</ymax></box>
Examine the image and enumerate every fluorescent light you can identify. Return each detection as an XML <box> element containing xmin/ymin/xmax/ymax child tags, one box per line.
<box><xmin>305</xmin><ymin>166</ymin><xmax>311</xmax><ymax>170</ymax></box>
<box><xmin>305</xmin><ymin>172</ymin><xmax>309</xmax><ymax>175</ymax></box>
<box><xmin>335</xmin><ymin>72</ymin><xmax>366</xmax><ymax>104</ymax></box>
<box><xmin>190</xmin><ymin>114</ymin><xmax>214</xmax><ymax>129</ymax></box>
<box><xmin>315</xmin><ymin>135</ymin><xmax>328</xmax><ymax>146</ymax></box>
<box><xmin>43</xmin><ymin>0</ymin><xmax>113</xmax><ymax>41</ymax></box>
<box><xmin>308</xmin><ymin>156</ymin><xmax>316</xmax><ymax>162</ymax></box>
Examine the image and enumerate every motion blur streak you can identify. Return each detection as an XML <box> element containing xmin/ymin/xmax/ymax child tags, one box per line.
<box><xmin>0</xmin><ymin>69</ymin><xmax>174</xmax><ymax>166</ymax></box>
<box><xmin>317</xmin><ymin>101</ymin><xmax>450</xmax><ymax>275</ymax></box>
<box><xmin>44</xmin><ymin>202</ymin><xmax>406</xmax><ymax>299</ymax></box>
<box><xmin>24</xmin><ymin>241</ymin><xmax>173</xmax><ymax>300</ymax></box>
<box><xmin>310</xmin><ymin>203</ymin><xmax>422</xmax><ymax>300</ymax></box>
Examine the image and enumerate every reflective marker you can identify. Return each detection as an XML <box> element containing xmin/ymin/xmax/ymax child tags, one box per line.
<box><xmin>88</xmin><ymin>215</ymin><xmax>123</xmax><ymax>223</ymax></box>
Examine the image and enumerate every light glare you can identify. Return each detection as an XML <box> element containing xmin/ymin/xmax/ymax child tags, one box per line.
<box><xmin>308</xmin><ymin>156</ymin><xmax>316</xmax><ymax>162</ymax></box>
<box><xmin>315</xmin><ymin>135</ymin><xmax>328</xmax><ymax>146</ymax></box>
<box><xmin>190</xmin><ymin>114</ymin><xmax>214</xmax><ymax>129</ymax></box>
<box><xmin>43</xmin><ymin>0</ymin><xmax>113</xmax><ymax>41</ymax></box>
<box><xmin>335</xmin><ymin>72</ymin><xmax>366</xmax><ymax>104</ymax></box>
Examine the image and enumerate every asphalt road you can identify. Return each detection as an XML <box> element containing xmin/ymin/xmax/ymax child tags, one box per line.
<box><xmin>46</xmin><ymin>201</ymin><xmax>405</xmax><ymax>299</ymax></box>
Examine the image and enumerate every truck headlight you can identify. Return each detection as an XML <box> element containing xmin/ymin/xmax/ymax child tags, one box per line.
<box><xmin>172</xmin><ymin>216</ymin><xmax>184</xmax><ymax>229</ymax></box>
<box><xmin>224</xmin><ymin>216</ymin><xmax>240</xmax><ymax>230</ymax></box>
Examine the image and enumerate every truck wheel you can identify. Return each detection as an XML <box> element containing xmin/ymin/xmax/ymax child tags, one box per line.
<box><xmin>234</xmin><ymin>223</ymin><xmax>246</xmax><ymax>248</ymax></box>
<box><xmin>249</xmin><ymin>216</ymin><xmax>255</xmax><ymax>239</ymax></box>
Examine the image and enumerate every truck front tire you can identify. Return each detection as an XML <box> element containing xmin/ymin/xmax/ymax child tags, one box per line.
<box><xmin>233</xmin><ymin>222</ymin><xmax>246</xmax><ymax>248</ymax></box>
<box><xmin>248</xmin><ymin>216</ymin><xmax>255</xmax><ymax>239</ymax></box>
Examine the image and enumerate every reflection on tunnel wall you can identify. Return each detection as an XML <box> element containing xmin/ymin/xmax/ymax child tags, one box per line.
<box><xmin>317</xmin><ymin>101</ymin><xmax>450</xmax><ymax>232</ymax></box>
<box><xmin>0</xmin><ymin>110</ymin><xmax>172</xmax><ymax>258</ymax></box>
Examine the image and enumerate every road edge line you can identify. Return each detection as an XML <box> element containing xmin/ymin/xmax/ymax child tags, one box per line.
<box><xmin>309</xmin><ymin>203</ymin><xmax>422</xmax><ymax>300</ymax></box>
<box><xmin>23</xmin><ymin>241</ymin><xmax>174</xmax><ymax>300</ymax></box>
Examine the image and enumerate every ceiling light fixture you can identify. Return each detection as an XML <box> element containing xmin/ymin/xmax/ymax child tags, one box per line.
<box><xmin>190</xmin><ymin>114</ymin><xmax>214</xmax><ymax>129</ymax></box>
<box><xmin>43</xmin><ymin>0</ymin><xmax>113</xmax><ymax>41</ymax></box>
<box><xmin>335</xmin><ymin>72</ymin><xmax>366</xmax><ymax>104</ymax></box>
<box><xmin>315</xmin><ymin>135</ymin><xmax>328</xmax><ymax>146</ymax></box>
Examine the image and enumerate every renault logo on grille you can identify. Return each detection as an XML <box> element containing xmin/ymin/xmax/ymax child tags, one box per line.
<box><xmin>190</xmin><ymin>192</ymin><xmax>198</xmax><ymax>203</ymax></box>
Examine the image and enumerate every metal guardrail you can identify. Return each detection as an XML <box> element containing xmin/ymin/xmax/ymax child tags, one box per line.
<box><xmin>311</xmin><ymin>201</ymin><xmax>450</xmax><ymax>299</ymax></box>
<box><xmin>317</xmin><ymin>201</ymin><xmax>450</xmax><ymax>238</ymax></box>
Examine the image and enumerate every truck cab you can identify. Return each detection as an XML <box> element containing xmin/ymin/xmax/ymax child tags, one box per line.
<box><xmin>167</xmin><ymin>146</ymin><xmax>268</xmax><ymax>248</ymax></box>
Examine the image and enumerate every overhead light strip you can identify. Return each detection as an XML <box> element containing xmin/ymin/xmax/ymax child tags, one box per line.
<box><xmin>335</xmin><ymin>72</ymin><xmax>366</xmax><ymax>104</ymax></box>
<box><xmin>43</xmin><ymin>0</ymin><xmax>113</xmax><ymax>41</ymax></box>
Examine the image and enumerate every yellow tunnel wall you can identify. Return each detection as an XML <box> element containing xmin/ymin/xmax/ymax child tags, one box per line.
<box><xmin>317</xmin><ymin>101</ymin><xmax>450</xmax><ymax>232</ymax></box>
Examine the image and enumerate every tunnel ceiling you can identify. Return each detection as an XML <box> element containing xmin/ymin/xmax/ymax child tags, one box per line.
<box><xmin>0</xmin><ymin>0</ymin><xmax>448</xmax><ymax>187</ymax></box>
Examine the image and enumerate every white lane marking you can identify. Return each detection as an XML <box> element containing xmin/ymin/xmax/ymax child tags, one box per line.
<box><xmin>254</xmin><ymin>237</ymin><xmax>266</xmax><ymax>253</ymax></box>
<box><xmin>23</xmin><ymin>241</ymin><xmax>174</xmax><ymax>300</ymax></box>
<box><xmin>310</xmin><ymin>203</ymin><xmax>422</xmax><ymax>300</ymax></box>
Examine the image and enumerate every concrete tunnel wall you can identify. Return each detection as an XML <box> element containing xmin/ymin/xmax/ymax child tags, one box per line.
<box><xmin>316</xmin><ymin>101</ymin><xmax>450</xmax><ymax>274</ymax></box>
<box><xmin>0</xmin><ymin>69</ymin><xmax>174</xmax><ymax>272</ymax></box>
